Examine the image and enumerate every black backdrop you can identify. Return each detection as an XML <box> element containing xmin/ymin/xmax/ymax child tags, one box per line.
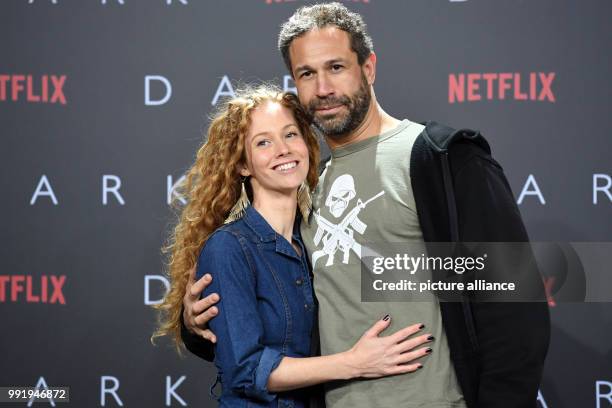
<box><xmin>1</xmin><ymin>0</ymin><xmax>611</xmax><ymax>407</ymax></box>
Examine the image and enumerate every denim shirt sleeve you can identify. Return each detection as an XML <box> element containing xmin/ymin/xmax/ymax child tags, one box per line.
<box><xmin>197</xmin><ymin>230</ymin><xmax>283</xmax><ymax>402</ymax></box>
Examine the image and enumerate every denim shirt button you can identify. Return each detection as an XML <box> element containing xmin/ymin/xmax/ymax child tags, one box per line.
<box><xmin>295</xmin><ymin>279</ymin><xmax>303</xmax><ymax>286</ymax></box>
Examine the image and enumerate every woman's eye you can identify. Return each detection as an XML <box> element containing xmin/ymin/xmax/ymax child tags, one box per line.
<box><xmin>256</xmin><ymin>140</ymin><xmax>270</xmax><ymax>147</ymax></box>
<box><xmin>286</xmin><ymin>132</ymin><xmax>299</xmax><ymax>138</ymax></box>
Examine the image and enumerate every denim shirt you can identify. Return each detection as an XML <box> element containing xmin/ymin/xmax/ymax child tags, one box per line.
<box><xmin>198</xmin><ymin>205</ymin><xmax>316</xmax><ymax>408</ymax></box>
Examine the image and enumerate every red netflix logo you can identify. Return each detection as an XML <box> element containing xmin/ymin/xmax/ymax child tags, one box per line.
<box><xmin>448</xmin><ymin>72</ymin><xmax>555</xmax><ymax>103</ymax></box>
<box><xmin>0</xmin><ymin>75</ymin><xmax>67</xmax><ymax>104</ymax></box>
<box><xmin>0</xmin><ymin>275</ymin><xmax>66</xmax><ymax>304</ymax></box>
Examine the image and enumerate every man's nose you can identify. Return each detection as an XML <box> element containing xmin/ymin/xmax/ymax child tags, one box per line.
<box><xmin>316</xmin><ymin>73</ymin><xmax>334</xmax><ymax>98</ymax></box>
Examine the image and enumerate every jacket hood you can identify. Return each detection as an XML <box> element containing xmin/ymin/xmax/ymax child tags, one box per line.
<box><xmin>421</xmin><ymin>121</ymin><xmax>491</xmax><ymax>154</ymax></box>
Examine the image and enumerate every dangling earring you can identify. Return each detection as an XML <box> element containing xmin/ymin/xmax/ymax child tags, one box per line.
<box><xmin>224</xmin><ymin>176</ymin><xmax>250</xmax><ymax>224</ymax></box>
<box><xmin>297</xmin><ymin>181</ymin><xmax>312</xmax><ymax>220</ymax></box>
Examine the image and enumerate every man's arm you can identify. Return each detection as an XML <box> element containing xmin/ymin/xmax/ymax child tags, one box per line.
<box><xmin>453</xmin><ymin>151</ymin><xmax>550</xmax><ymax>408</ymax></box>
<box><xmin>180</xmin><ymin>268</ymin><xmax>220</xmax><ymax>362</ymax></box>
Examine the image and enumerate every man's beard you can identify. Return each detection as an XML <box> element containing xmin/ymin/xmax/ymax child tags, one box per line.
<box><xmin>306</xmin><ymin>75</ymin><xmax>371</xmax><ymax>139</ymax></box>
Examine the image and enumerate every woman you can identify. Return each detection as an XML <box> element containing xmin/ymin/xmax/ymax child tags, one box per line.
<box><xmin>154</xmin><ymin>85</ymin><xmax>433</xmax><ymax>407</ymax></box>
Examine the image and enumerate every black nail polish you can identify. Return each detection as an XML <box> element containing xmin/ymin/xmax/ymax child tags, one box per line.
<box><xmin>419</xmin><ymin>324</ymin><xmax>425</xmax><ymax>330</ymax></box>
<box><xmin>417</xmin><ymin>365</ymin><xmax>423</xmax><ymax>370</ymax></box>
<box><xmin>427</xmin><ymin>335</ymin><xmax>435</xmax><ymax>341</ymax></box>
<box><xmin>382</xmin><ymin>314</ymin><xmax>390</xmax><ymax>321</ymax></box>
<box><xmin>425</xmin><ymin>347</ymin><xmax>433</xmax><ymax>354</ymax></box>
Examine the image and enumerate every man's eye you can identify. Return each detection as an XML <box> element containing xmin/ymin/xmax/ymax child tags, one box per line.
<box><xmin>331</xmin><ymin>64</ymin><xmax>343</xmax><ymax>71</ymax></box>
<box><xmin>300</xmin><ymin>71</ymin><xmax>312</xmax><ymax>79</ymax></box>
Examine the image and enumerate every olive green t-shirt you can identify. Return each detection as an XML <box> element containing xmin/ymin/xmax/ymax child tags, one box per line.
<box><xmin>301</xmin><ymin>120</ymin><xmax>466</xmax><ymax>407</ymax></box>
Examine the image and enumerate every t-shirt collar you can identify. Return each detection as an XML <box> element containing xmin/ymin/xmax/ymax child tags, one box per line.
<box><xmin>330</xmin><ymin>119</ymin><xmax>411</xmax><ymax>159</ymax></box>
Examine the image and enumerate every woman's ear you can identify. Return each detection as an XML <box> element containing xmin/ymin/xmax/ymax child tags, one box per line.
<box><xmin>239</xmin><ymin>164</ymin><xmax>251</xmax><ymax>177</ymax></box>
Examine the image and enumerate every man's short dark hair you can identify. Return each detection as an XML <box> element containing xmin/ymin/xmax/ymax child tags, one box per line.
<box><xmin>278</xmin><ymin>2</ymin><xmax>374</xmax><ymax>75</ymax></box>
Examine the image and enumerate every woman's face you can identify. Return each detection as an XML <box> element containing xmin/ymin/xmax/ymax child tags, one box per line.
<box><xmin>241</xmin><ymin>101</ymin><xmax>309</xmax><ymax>200</ymax></box>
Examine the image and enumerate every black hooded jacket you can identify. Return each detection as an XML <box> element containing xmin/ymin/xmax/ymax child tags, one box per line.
<box><xmin>410</xmin><ymin>122</ymin><xmax>550</xmax><ymax>407</ymax></box>
<box><xmin>181</xmin><ymin>121</ymin><xmax>550</xmax><ymax>408</ymax></box>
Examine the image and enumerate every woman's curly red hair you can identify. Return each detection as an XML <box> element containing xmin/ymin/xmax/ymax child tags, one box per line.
<box><xmin>152</xmin><ymin>85</ymin><xmax>319</xmax><ymax>351</ymax></box>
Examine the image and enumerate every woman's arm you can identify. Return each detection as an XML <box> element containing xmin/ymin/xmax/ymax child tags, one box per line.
<box><xmin>267</xmin><ymin>318</ymin><xmax>433</xmax><ymax>392</ymax></box>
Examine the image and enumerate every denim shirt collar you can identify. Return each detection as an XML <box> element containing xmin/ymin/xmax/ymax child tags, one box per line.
<box><xmin>243</xmin><ymin>205</ymin><xmax>276</xmax><ymax>242</ymax></box>
<box><xmin>243</xmin><ymin>206</ymin><xmax>304</xmax><ymax>260</ymax></box>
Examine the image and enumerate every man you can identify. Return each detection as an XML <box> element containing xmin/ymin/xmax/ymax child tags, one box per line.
<box><xmin>181</xmin><ymin>3</ymin><xmax>550</xmax><ymax>407</ymax></box>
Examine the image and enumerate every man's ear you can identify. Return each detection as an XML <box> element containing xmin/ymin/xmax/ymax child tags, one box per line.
<box><xmin>362</xmin><ymin>52</ymin><xmax>377</xmax><ymax>86</ymax></box>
